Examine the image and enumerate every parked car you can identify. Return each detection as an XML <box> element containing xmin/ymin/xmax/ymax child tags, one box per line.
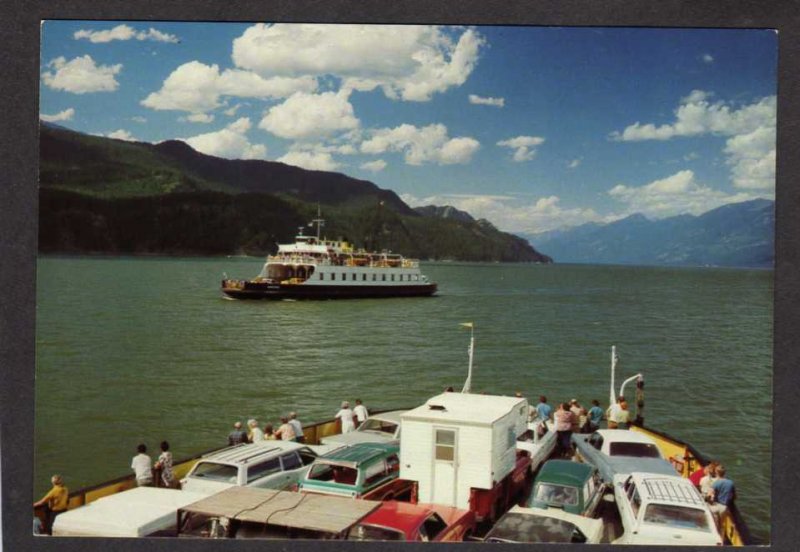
<box><xmin>299</xmin><ymin>442</ymin><xmax>414</xmax><ymax>500</ymax></box>
<box><xmin>180</xmin><ymin>442</ymin><xmax>325</xmax><ymax>495</ymax></box>
<box><xmin>528</xmin><ymin>459</ymin><xmax>605</xmax><ymax>517</ymax></box>
<box><xmin>320</xmin><ymin>410</ymin><xmax>406</xmax><ymax>446</ymax></box>
<box><xmin>572</xmin><ymin>429</ymin><xmax>677</xmax><ymax>484</ymax></box>
<box><xmin>515</xmin><ymin>421</ymin><xmax>557</xmax><ymax>473</ymax></box>
<box><xmin>483</xmin><ymin>505</ymin><xmax>604</xmax><ymax>544</ymax></box>
<box><xmin>345</xmin><ymin>501</ymin><xmax>476</xmax><ymax>542</ymax></box>
<box><xmin>613</xmin><ymin>472</ymin><xmax>723</xmax><ymax>545</ymax></box>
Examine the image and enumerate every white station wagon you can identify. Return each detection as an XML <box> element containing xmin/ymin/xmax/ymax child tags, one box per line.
<box><xmin>613</xmin><ymin>472</ymin><xmax>723</xmax><ymax>546</ymax></box>
<box><xmin>181</xmin><ymin>442</ymin><xmax>328</xmax><ymax>495</ymax></box>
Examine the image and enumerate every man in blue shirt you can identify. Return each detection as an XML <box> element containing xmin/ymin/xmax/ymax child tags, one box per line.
<box><xmin>536</xmin><ymin>396</ymin><xmax>552</xmax><ymax>421</ymax></box>
<box><xmin>709</xmin><ymin>466</ymin><xmax>736</xmax><ymax>524</ymax></box>
<box><xmin>588</xmin><ymin>399</ymin><xmax>604</xmax><ymax>431</ymax></box>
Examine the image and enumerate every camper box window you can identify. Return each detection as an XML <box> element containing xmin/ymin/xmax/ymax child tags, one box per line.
<box><xmin>435</xmin><ymin>430</ymin><xmax>456</xmax><ymax>461</ymax></box>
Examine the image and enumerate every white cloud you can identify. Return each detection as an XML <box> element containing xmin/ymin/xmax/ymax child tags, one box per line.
<box><xmin>497</xmin><ymin>135</ymin><xmax>545</xmax><ymax>162</ymax></box>
<box><xmin>277</xmin><ymin>151</ymin><xmax>340</xmax><ymax>171</ymax></box>
<box><xmin>181</xmin><ymin>117</ymin><xmax>267</xmax><ymax>160</ymax></box>
<box><xmin>141</xmin><ymin>61</ymin><xmax>317</xmax><ymax>114</ymax></box>
<box><xmin>360</xmin><ymin>159</ymin><xmax>387</xmax><ymax>172</ymax></box>
<box><xmin>259</xmin><ymin>90</ymin><xmax>359</xmax><ymax>140</ymax></box>
<box><xmin>611</xmin><ymin>92</ymin><xmax>776</xmax><ymax>190</ymax></box>
<box><xmin>42</xmin><ymin>55</ymin><xmax>122</xmax><ymax>94</ymax></box>
<box><xmin>568</xmin><ymin>158</ymin><xmax>581</xmax><ymax>169</ymax></box>
<box><xmin>401</xmin><ymin>192</ymin><xmax>603</xmax><ymax>234</ymax></box>
<box><xmin>702</xmin><ymin>53</ymin><xmax>714</xmax><ymax>64</ymax></box>
<box><xmin>232</xmin><ymin>24</ymin><xmax>484</xmax><ymax>102</ymax></box>
<box><xmin>608</xmin><ymin>170</ymin><xmax>763</xmax><ymax>219</ymax></box>
<box><xmin>106</xmin><ymin>129</ymin><xmax>135</xmax><ymax>141</ymax></box>
<box><xmin>181</xmin><ymin>113</ymin><xmax>215</xmax><ymax>124</ymax></box>
<box><xmin>361</xmin><ymin>123</ymin><xmax>479</xmax><ymax>165</ymax></box>
<box><xmin>74</xmin><ymin>24</ymin><xmax>179</xmax><ymax>43</ymax></box>
<box><xmin>40</xmin><ymin>108</ymin><xmax>75</xmax><ymax>122</ymax></box>
<box><xmin>468</xmin><ymin>94</ymin><xmax>504</xmax><ymax>107</ymax></box>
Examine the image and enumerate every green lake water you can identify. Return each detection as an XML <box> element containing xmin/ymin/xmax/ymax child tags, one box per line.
<box><xmin>34</xmin><ymin>257</ymin><xmax>773</xmax><ymax>541</ymax></box>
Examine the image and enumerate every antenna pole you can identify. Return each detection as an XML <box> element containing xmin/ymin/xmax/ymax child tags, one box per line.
<box><xmin>461</xmin><ymin>323</ymin><xmax>475</xmax><ymax>393</ymax></box>
<box><xmin>609</xmin><ymin>345</ymin><xmax>617</xmax><ymax>406</ymax></box>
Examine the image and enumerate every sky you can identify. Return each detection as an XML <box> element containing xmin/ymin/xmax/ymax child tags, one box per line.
<box><xmin>39</xmin><ymin>22</ymin><xmax>778</xmax><ymax>235</ymax></box>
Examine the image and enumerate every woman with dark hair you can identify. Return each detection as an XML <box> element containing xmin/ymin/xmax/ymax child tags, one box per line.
<box><xmin>154</xmin><ymin>441</ymin><xmax>174</xmax><ymax>488</ymax></box>
<box><xmin>554</xmin><ymin>402</ymin><xmax>575</xmax><ymax>458</ymax></box>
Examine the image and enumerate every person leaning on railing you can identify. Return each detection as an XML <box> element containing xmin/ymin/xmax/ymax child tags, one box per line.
<box><xmin>33</xmin><ymin>474</ymin><xmax>68</xmax><ymax>535</ymax></box>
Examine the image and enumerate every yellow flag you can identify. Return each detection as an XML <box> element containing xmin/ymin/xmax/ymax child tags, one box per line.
<box><xmin>459</xmin><ymin>322</ymin><xmax>474</xmax><ymax>328</ymax></box>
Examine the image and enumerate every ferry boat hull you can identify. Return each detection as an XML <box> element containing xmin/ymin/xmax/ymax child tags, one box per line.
<box><xmin>221</xmin><ymin>279</ymin><xmax>438</xmax><ymax>300</ymax></box>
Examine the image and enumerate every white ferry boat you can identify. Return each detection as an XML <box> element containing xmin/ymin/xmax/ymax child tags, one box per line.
<box><xmin>221</xmin><ymin>212</ymin><xmax>437</xmax><ymax>300</ymax></box>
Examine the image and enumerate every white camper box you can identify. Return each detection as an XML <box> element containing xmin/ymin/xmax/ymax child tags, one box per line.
<box><xmin>52</xmin><ymin>487</ymin><xmax>207</xmax><ymax>537</ymax></box>
<box><xmin>400</xmin><ymin>393</ymin><xmax>529</xmax><ymax>510</ymax></box>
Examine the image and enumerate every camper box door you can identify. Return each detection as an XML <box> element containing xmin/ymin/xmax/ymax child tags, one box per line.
<box><xmin>430</xmin><ymin>427</ymin><xmax>458</xmax><ymax>506</ymax></box>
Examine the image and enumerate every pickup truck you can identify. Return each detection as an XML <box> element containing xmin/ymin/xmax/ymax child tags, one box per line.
<box><xmin>572</xmin><ymin>429</ymin><xmax>677</xmax><ymax>484</ymax></box>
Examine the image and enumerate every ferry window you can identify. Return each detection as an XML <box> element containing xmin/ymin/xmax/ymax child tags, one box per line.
<box><xmin>399</xmin><ymin>274</ymin><xmax>403</xmax><ymax>281</ymax></box>
<box><xmin>372</xmin><ymin>274</ymin><xmax>377</xmax><ymax>281</ymax></box>
<box><xmin>320</xmin><ymin>273</ymin><xmax>324</xmax><ymax>281</ymax></box>
<box><xmin>435</xmin><ymin>429</ymin><xmax>456</xmax><ymax>462</ymax></box>
<box><xmin>331</xmin><ymin>273</ymin><xmax>336</xmax><ymax>281</ymax></box>
<box><xmin>391</xmin><ymin>274</ymin><xmax>395</xmax><ymax>281</ymax></box>
<box><xmin>362</xmin><ymin>274</ymin><xmax>366</xmax><ymax>281</ymax></box>
<box><xmin>382</xmin><ymin>274</ymin><xmax>386</xmax><ymax>281</ymax></box>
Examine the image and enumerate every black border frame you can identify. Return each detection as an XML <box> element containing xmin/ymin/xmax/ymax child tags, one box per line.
<box><xmin>2</xmin><ymin>1</ymin><xmax>798</xmax><ymax>551</ymax></box>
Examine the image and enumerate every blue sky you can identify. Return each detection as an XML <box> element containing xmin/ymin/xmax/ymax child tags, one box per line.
<box><xmin>40</xmin><ymin>22</ymin><xmax>777</xmax><ymax>234</ymax></box>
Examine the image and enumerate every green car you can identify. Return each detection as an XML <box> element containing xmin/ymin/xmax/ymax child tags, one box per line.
<box><xmin>299</xmin><ymin>443</ymin><xmax>413</xmax><ymax>501</ymax></box>
<box><xmin>528</xmin><ymin>460</ymin><xmax>604</xmax><ymax>517</ymax></box>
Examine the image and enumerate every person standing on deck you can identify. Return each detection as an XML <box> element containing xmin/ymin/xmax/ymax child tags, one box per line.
<box><xmin>569</xmin><ymin>400</ymin><xmax>582</xmax><ymax>432</ymax></box>
<box><xmin>536</xmin><ymin>396</ymin><xmax>553</xmax><ymax>422</ymax></box>
<box><xmin>336</xmin><ymin>401</ymin><xmax>357</xmax><ymax>433</ymax></box>
<box><xmin>617</xmin><ymin>400</ymin><xmax>631</xmax><ymax>429</ymax></box>
<box><xmin>154</xmin><ymin>441</ymin><xmax>174</xmax><ymax>488</ymax></box>
<box><xmin>554</xmin><ymin>403</ymin><xmax>575</xmax><ymax>457</ymax></box>
<box><xmin>289</xmin><ymin>412</ymin><xmax>304</xmax><ymax>443</ymax></box>
<box><xmin>708</xmin><ymin>466</ymin><xmax>736</xmax><ymax>524</ymax></box>
<box><xmin>607</xmin><ymin>397</ymin><xmax>624</xmax><ymax>429</ymax></box>
<box><xmin>353</xmin><ymin>399</ymin><xmax>369</xmax><ymax>426</ymax></box>
<box><xmin>228</xmin><ymin>421</ymin><xmax>248</xmax><ymax>445</ymax></box>
<box><xmin>248</xmin><ymin>419</ymin><xmax>264</xmax><ymax>442</ymax></box>
<box><xmin>588</xmin><ymin>400</ymin><xmax>604</xmax><ymax>431</ymax></box>
<box><xmin>131</xmin><ymin>444</ymin><xmax>153</xmax><ymax>487</ymax></box>
<box><xmin>274</xmin><ymin>416</ymin><xmax>297</xmax><ymax>441</ymax></box>
<box><xmin>33</xmin><ymin>474</ymin><xmax>68</xmax><ymax>535</ymax></box>
<box><xmin>264</xmin><ymin>423</ymin><xmax>277</xmax><ymax>440</ymax></box>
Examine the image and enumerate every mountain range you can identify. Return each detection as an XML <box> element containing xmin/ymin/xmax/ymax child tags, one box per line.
<box><xmin>525</xmin><ymin>199</ymin><xmax>774</xmax><ymax>268</ymax></box>
<box><xmin>38</xmin><ymin>123</ymin><xmax>551</xmax><ymax>263</ymax></box>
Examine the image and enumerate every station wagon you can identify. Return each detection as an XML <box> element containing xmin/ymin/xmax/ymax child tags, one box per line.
<box><xmin>180</xmin><ymin>442</ymin><xmax>320</xmax><ymax>495</ymax></box>
<box><xmin>528</xmin><ymin>459</ymin><xmax>604</xmax><ymax>517</ymax></box>
<box><xmin>299</xmin><ymin>442</ymin><xmax>413</xmax><ymax>500</ymax></box>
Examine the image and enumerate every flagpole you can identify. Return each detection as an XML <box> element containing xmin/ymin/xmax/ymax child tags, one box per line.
<box><xmin>460</xmin><ymin>323</ymin><xmax>474</xmax><ymax>393</ymax></box>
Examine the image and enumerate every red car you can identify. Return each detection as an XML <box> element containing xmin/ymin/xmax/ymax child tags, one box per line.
<box><xmin>345</xmin><ymin>501</ymin><xmax>476</xmax><ymax>542</ymax></box>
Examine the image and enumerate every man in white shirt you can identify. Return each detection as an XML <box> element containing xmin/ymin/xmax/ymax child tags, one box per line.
<box><xmin>353</xmin><ymin>399</ymin><xmax>369</xmax><ymax>425</ymax></box>
<box><xmin>288</xmin><ymin>412</ymin><xmax>304</xmax><ymax>443</ymax></box>
<box><xmin>131</xmin><ymin>444</ymin><xmax>152</xmax><ymax>487</ymax></box>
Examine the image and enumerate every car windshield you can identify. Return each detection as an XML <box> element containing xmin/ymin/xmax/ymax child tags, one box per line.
<box><xmin>359</xmin><ymin>419</ymin><xmax>398</xmax><ymax>435</ymax></box>
<box><xmin>608</xmin><ymin>442</ymin><xmax>662</xmax><ymax>458</ymax></box>
<box><xmin>533</xmin><ymin>483</ymin><xmax>579</xmax><ymax>506</ymax></box>
<box><xmin>643</xmin><ymin>504</ymin><xmax>711</xmax><ymax>531</ymax></box>
<box><xmin>485</xmin><ymin>513</ymin><xmax>585</xmax><ymax>543</ymax></box>
<box><xmin>190</xmin><ymin>462</ymin><xmax>238</xmax><ymax>483</ymax></box>
<box><xmin>348</xmin><ymin>524</ymin><xmax>405</xmax><ymax>541</ymax></box>
<box><xmin>307</xmin><ymin>463</ymin><xmax>359</xmax><ymax>485</ymax></box>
